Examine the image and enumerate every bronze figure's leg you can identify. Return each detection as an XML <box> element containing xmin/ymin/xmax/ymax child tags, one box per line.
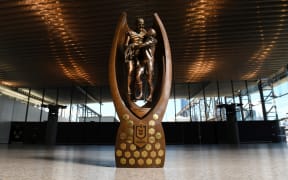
<box><xmin>146</xmin><ymin>60</ymin><xmax>154</xmax><ymax>102</ymax></box>
<box><xmin>127</xmin><ymin>60</ymin><xmax>134</xmax><ymax>99</ymax></box>
<box><xmin>135</xmin><ymin>64</ymin><xmax>144</xmax><ymax>100</ymax></box>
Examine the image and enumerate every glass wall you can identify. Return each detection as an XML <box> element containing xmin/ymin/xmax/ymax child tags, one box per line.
<box><xmin>0</xmin><ymin>74</ymin><xmax>287</xmax><ymax>123</ymax></box>
<box><xmin>162</xmin><ymin>78</ymin><xmax>287</xmax><ymax>122</ymax></box>
<box><xmin>274</xmin><ymin>76</ymin><xmax>288</xmax><ymax>119</ymax></box>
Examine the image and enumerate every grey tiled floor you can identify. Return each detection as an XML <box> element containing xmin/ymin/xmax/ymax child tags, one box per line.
<box><xmin>0</xmin><ymin>144</ymin><xmax>288</xmax><ymax>180</ymax></box>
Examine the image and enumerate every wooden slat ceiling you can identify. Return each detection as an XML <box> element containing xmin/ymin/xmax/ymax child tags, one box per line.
<box><xmin>0</xmin><ymin>0</ymin><xmax>287</xmax><ymax>91</ymax></box>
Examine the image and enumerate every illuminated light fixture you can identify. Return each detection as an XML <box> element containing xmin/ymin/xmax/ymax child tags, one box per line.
<box><xmin>187</xmin><ymin>60</ymin><xmax>217</xmax><ymax>81</ymax></box>
<box><xmin>242</xmin><ymin>1</ymin><xmax>287</xmax><ymax>79</ymax></box>
<box><xmin>0</xmin><ymin>85</ymin><xmax>42</xmax><ymax>105</ymax></box>
<box><xmin>1</xmin><ymin>81</ymin><xmax>16</xmax><ymax>87</ymax></box>
<box><xmin>18</xmin><ymin>88</ymin><xmax>55</xmax><ymax>104</ymax></box>
<box><xmin>184</xmin><ymin>0</ymin><xmax>220</xmax><ymax>81</ymax></box>
<box><xmin>23</xmin><ymin>0</ymin><xmax>95</xmax><ymax>85</ymax></box>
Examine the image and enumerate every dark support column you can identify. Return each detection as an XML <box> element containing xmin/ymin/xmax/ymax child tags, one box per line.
<box><xmin>45</xmin><ymin>88</ymin><xmax>62</xmax><ymax>146</ymax></box>
<box><xmin>56</xmin><ymin>88</ymin><xmax>59</xmax><ymax>104</ymax></box>
<box><xmin>258</xmin><ymin>80</ymin><xmax>268</xmax><ymax>121</ymax></box>
<box><xmin>69</xmin><ymin>86</ymin><xmax>73</xmax><ymax>122</ymax></box>
<box><xmin>84</xmin><ymin>87</ymin><xmax>88</xmax><ymax>122</ymax></box>
<box><xmin>216</xmin><ymin>80</ymin><xmax>221</xmax><ymax>104</ymax></box>
<box><xmin>231</xmin><ymin>80</ymin><xmax>235</xmax><ymax>104</ymax></box>
<box><xmin>202</xmin><ymin>83</ymin><xmax>207</xmax><ymax>121</ymax></box>
<box><xmin>225</xmin><ymin>104</ymin><xmax>240</xmax><ymax>144</ymax></box>
<box><xmin>40</xmin><ymin>88</ymin><xmax>45</xmax><ymax>122</ymax></box>
<box><xmin>198</xmin><ymin>99</ymin><xmax>202</xmax><ymax>122</ymax></box>
<box><xmin>198</xmin><ymin>105</ymin><xmax>202</xmax><ymax>144</ymax></box>
<box><xmin>45</xmin><ymin>105</ymin><xmax>59</xmax><ymax>146</ymax></box>
<box><xmin>245</xmin><ymin>80</ymin><xmax>253</xmax><ymax>120</ymax></box>
<box><xmin>216</xmin><ymin>81</ymin><xmax>222</xmax><ymax>121</ymax></box>
<box><xmin>187</xmin><ymin>83</ymin><xmax>192</xmax><ymax>122</ymax></box>
<box><xmin>81</xmin><ymin>106</ymin><xmax>85</xmax><ymax>121</ymax></box>
<box><xmin>198</xmin><ymin>95</ymin><xmax>202</xmax><ymax>144</ymax></box>
<box><xmin>76</xmin><ymin>104</ymin><xmax>79</xmax><ymax>122</ymax></box>
<box><xmin>24</xmin><ymin>88</ymin><xmax>31</xmax><ymax>123</ymax></box>
<box><xmin>238</xmin><ymin>93</ymin><xmax>245</xmax><ymax>121</ymax></box>
<box><xmin>99</xmin><ymin>87</ymin><xmax>102</xmax><ymax>122</ymax></box>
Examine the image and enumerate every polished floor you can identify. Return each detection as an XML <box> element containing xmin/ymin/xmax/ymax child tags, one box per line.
<box><xmin>0</xmin><ymin>143</ymin><xmax>288</xmax><ymax>180</ymax></box>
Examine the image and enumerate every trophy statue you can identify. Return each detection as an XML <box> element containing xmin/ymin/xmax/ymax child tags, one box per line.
<box><xmin>109</xmin><ymin>12</ymin><xmax>172</xmax><ymax>168</ymax></box>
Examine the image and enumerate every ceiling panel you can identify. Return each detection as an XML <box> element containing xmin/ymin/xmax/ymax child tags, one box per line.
<box><xmin>0</xmin><ymin>0</ymin><xmax>287</xmax><ymax>101</ymax></box>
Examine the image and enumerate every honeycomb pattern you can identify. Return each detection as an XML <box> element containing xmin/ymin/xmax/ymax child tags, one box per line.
<box><xmin>116</xmin><ymin>140</ymin><xmax>165</xmax><ymax>166</ymax></box>
<box><xmin>115</xmin><ymin>113</ymin><xmax>165</xmax><ymax>167</ymax></box>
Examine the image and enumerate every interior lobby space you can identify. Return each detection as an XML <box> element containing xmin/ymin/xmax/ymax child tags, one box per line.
<box><xmin>1</xmin><ymin>0</ymin><xmax>288</xmax><ymax>179</ymax></box>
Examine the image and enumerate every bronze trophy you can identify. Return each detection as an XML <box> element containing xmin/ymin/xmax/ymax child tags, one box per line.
<box><xmin>109</xmin><ymin>12</ymin><xmax>172</xmax><ymax>168</ymax></box>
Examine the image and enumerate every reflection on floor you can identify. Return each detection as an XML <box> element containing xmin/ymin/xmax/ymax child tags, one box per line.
<box><xmin>0</xmin><ymin>144</ymin><xmax>288</xmax><ymax>180</ymax></box>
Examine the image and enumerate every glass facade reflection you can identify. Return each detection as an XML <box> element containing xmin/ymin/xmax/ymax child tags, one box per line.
<box><xmin>0</xmin><ymin>77</ymin><xmax>287</xmax><ymax>123</ymax></box>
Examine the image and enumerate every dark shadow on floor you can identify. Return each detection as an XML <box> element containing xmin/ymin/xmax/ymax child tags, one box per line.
<box><xmin>29</xmin><ymin>155</ymin><xmax>115</xmax><ymax>167</ymax></box>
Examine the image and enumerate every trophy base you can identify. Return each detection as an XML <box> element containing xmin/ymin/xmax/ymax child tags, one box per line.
<box><xmin>115</xmin><ymin>113</ymin><xmax>165</xmax><ymax>168</ymax></box>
